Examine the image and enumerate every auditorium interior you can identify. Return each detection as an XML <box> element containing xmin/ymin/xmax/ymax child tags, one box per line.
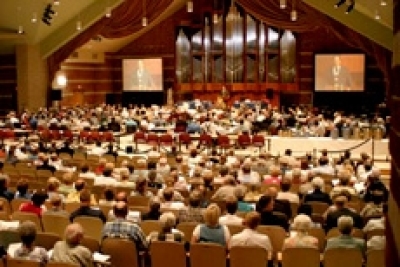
<box><xmin>0</xmin><ymin>0</ymin><xmax>399</xmax><ymax>266</ymax></box>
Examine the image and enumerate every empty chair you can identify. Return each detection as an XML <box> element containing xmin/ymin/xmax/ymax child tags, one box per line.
<box><xmin>190</xmin><ymin>243</ymin><xmax>226</xmax><ymax>267</ymax></box>
<box><xmin>133</xmin><ymin>132</ymin><xmax>147</xmax><ymax>151</ymax></box>
<box><xmin>159</xmin><ymin>134</ymin><xmax>174</xmax><ymax>148</ymax></box>
<box><xmin>217</xmin><ymin>135</ymin><xmax>231</xmax><ymax>152</ymax></box>
<box><xmin>256</xmin><ymin>225</ymin><xmax>286</xmax><ymax>258</ymax></box>
<box><xmin>101</xmin><ymin>238</ymin><xmax>140</xmax><ymax>267</ymax></box>
<box><xmin>11</xmin><ymin>199</ymin><xmax>30</xmax><ymax>213</ymax></box>
<box><xmin>128</xmin><ymin>196</ymin><xmax>150</xmax><ymax>207</ymax></box>
<box><xmin>230</xmin><ymin>246</ymin><xmax>268</xmax><ymax>267</ymax></box>
<box><xmin>281</xmin><ymin>247</ymin><xmax>320</xmax><ymax>267</ymax></box>
<box><xmin>178</xmin><ymin>133</ymin><xmax>191</xmax><ymax>151</ymax></box>
<box><xmin>252</xmin><ymin>135</ymin><xmax>265</xmax><ymax>149</ymax></box>
<box><xmin>237</xmin><ymin>134</ymin><xmax>251</xmax><ymax>148</ymax></box>
<box><xmin>11</xmin><ymin>212</ymin><xmax>42</xmax><ymax>232</ymax></box>
<box><xmin>198</xmin><ymin>134</ymin><xmax>213</xmax><ymax>148</ymax></box>
<box><xmin>324</xmin><ymin>248</ymin><xmax>363</xmax><ymax>267</ymax></box>
<box><xmin>150</xmin><ymin>241</ymin><xmax>186</xmax><ymax>267</ymax></box>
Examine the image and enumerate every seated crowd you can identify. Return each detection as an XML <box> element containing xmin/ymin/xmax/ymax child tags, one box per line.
<box><xmin>0</xmin><ymin>139</ymin><xmax>389</xmax><ymax>266</ymax></box>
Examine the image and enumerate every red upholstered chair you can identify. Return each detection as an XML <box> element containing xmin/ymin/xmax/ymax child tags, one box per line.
<box><xmin>252</xmin><ymin>134</ymin><xmax>265</xmax><ymax>150</ymax></box>
<box><xmin>133</xmin><ymin>131</ymin><xmax>147</xmax><ymax>151</ymax></box>
<box><xmin>146</xmin><ymin>133</ymin><xmax>159</xmax><ymax>147</ymax></box>
<box><xmin>50</xmin><ymin>130</ymin><xmax>61</xmax><ymax>140</ymax></box>
<box><xmin>217</xmin><ymin>135</ymin><xmax>231</xmax><ymax>153</ymax></box>
<box><xmin>199</xmin><ymin>133</ymin><xmax>213</xmax><ymax>149</ymax></box>
<box><xmin>178</xmin><ymin>132</ymin><xmax>191</xmax><ymax>151</ymax></box>
<box><xmin>40</xmin><ymin>129</ymin><xmax>51</xmax><ymax>142</ymax></box>
<box><xmin>62</xmin><ymin>130</ymin><xmax>74</xmax><ymax>141</ymax></box>
<box><xmin>3</xmin><ymin>129</ymin><xmax>15</xmax><ymax>141</ymax></box>
<box><xmin>89</xmin><ymin>131</ymin><xmax>101</xmax><ymax>142</ymax></box>
<box><xmin>102</xmin><ymin>131</ymin><xmax>114</xmax><ymax>142</ymax></box>
<box><xmin>159</xmin><ymin>134</ymin><xmax>174</xmax><ymax>148</ymax></box>
<box><xmin>79</xmin><ymin>131</ymin><xmax>90</xmax><ymax>142</ymax></box>
<box><xmin>237</xmin><ymin>134</ymin><xmax>251</xmax><ymax>148</ymax></box>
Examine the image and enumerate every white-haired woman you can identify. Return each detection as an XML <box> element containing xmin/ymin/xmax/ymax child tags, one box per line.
<box><xmin>282</xmin><ymin>214</ymin><xmax>318</xmax><ymax>249</ymax></box>
<box><xmin>147</xmin><ymin>212</ymin><xmax>184</xmax><ymax>243</ymax></box>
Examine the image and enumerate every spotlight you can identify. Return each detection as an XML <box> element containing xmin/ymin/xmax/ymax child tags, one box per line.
<box><xmin>334</xmin><ymin>0</ymin><xmax>346</xmax><ymax>8</ymax></box>
<box><xmin>290</xmin><ymin>10</ymin><xmax>297</xmax><ymax>21</ymax></box>
<box><xmin>280</xmin><ymin>0</ymin><xmax>287</xmax><ymax>9</ymax></box>
<box><xmin>187</xmin><ymin>1</ymin><xmax>193</xmax><ymax>12</ymax></box>
<box><xmin>380</xmin><ymin>0</ymin><xmax>387</xmax><ymax>6</ymax></box>
<box><xmin>31</xmin><ymin>12</ymin><xmax>37</xmax><ymax>23</ymax></box>
<box><xmin>18</xmin><ymin>25</ymin><xmax>24</xmax><ymax>34</ymax></box>
<box><xmin>345</xmin><ymin>1</ymin><xmax>355</xmax><ymax>14</ymax></box>
<box><xmin>54</xmin><ymin>0</ymin><xmax>60</xmax><ymax>6</ymax></box>
<box><xmin>142</xmin><ymin>17</ymin><xmax>148</xmax><ymax>27</ymax></box>
<box><xmin>42</xmin><ymin>4</ymin><xmax>55</xmax><ymax>26</ymax></box>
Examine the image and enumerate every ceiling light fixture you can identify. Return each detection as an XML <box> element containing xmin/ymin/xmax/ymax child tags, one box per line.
<box><xmin>290</xmin><ymin>0</ymin><xmax>298</xmax><ymax>21</ymax></box>
<box><xmin>76</xmin><ymin>21</ymin><xmax>82</xmax><ymax>31</ymax></box>
<box><xmin>142</xmin><ymin>0</ymin><xmax>147</xmax><ymax>26</ymax></box>
<box><xmin>18</xmin><ymin>25</ymin><xmax>24</xmax><ymax>34</ymax></box>
<box><xmin>31</xmin><ymin>12</ymin><xmax>37</xmax><ymax>23</ymax></box>
<box><xmin>380</xmin><ymin>0</ymin><xmax>387</xmax><ymax>6</ymax></box>
<box><xmin>334</xmin><ymin>0</ymin><xmax>346</xmax><ymax>8</ymax></box>
<box><xmin>54</xmin><ymin>0</ymin><xmax>60</xmax><ymax>6</ymax></box>
<box><xmin>187</xmin><ymin>1</ymin><xmax>193</xmax><ymax>13</ymax></box>
<box><xmin>213</xmin><ymin>13</ymin><xmax>218</xmax><ymax>24</ymax></box>
<box><xmin>105</xmin><ymin>6</ymin><xmax>112</xmax><ymax>18</ymax></box>
<box><xmin>375</xmin><ymin>10</ymin><xmax>380</xmax><ymax>20</ymax></box>
<box><xmin>280</xmin><ymin>0</ymin><xmax>287</xmax><ymax>9</ymax></box>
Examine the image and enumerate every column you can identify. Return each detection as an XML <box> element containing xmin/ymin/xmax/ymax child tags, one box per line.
<box><xmin>16</xmin><ymin>44</ymin><xmax>48</xmax><ymax>112</ymax></box>
<box><xmin>387</xmin><ymin>0</ymin><xmax>400</xmax><ymax>266</ymax></box>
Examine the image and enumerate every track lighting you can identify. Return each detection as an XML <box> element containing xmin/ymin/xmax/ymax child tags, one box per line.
<box><xmin>345</xmin><ymin>1</ymin><xmax>355</xmax><ymax>14</ymax></box>
<box><xmin>334</xmin><ymin>0</ymin><xmax>346</xmax><ymax>8</ymax></box>
<box><xmin>42</xmin><ymin>4</ymin><xmax>55</xmax><ymax>26</ymax></box>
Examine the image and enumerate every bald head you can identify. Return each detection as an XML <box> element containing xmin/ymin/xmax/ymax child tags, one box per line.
<box><xmin>65</xmin><ymin>223</ymin><xmax>84</xmax><ymax>246</ymax></box>
<box><xmin>115</xmin><ymin>191</ymin><xmax>128</xmax><ymax>202</ymax></box>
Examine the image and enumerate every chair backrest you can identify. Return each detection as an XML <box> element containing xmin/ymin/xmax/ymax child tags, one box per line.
<box><xmin>226</xmin><ymin>225</ymin><xmax>245</xmax><ymax>236</ymax></box>
<box><xmin>190</xmin><ymin>243</ymin><xmax>226</xmax><ymax>267</ymax></box>
<box><xmin>0</xmin><ymin>229</ymin><xmax>21</xmax><ymax>249</ymax></box>
<box><xmin>6</xmin><ymin>259</ymin><xmax>41</xmax><ymax>267</ymax></box>
<box><xmin>73</xmin><ymin>216</ymin><xmax>104</xmax><ymax>242</ymax></box>
<box><xmin>139</xmin><ymin>220</ymin><xmax>163</xmax><ymax>236</ymax></box>
<box><xmin>308</xmin><ymin>227</ymin><xmax>326</xmax><ymax>252</ymax></box>
<box><xmin>176</xmin><ymin>222</ymin><xmax>198</xmax><ymax>243</ymax></box>
<box><xmin>46</xmin><ymin>263</ymin><xmax>79</xmax><ymax>267</ymax></box>
<box><xmin>230</xmin><ymin>246</ymin><xmax>267</xmax><ymax>267</ymax></box>
<box><xmin>256</xmin><ymin>225</ymin><xmax>286</xmax><ymax>256</ymax></box>
<box><xmin>324</xmin><ymin>248</ymin><xmax>363</xmax><ymax>267</ymax></box>
<box><xmin>366</xmin><ymin>249</ymin><xmax>384</xmax><ymax>267</ymax></box>
<box><xmin>81</xmin><ymin>236</ymin><xmax>100</xmax><ymax>253</ymax></box>
<box><xmin>308</xmin><ymin>202</ymin><xmax>329</xmax><ymax>215</ymax></box>
<box><xmin>64</xmin><ymin>202</ymin><xmax>81</xmax><ymax>214</ymax></box>
<box><xmin>35</xmin><ymin>232</ymin><xmax>61</xmax><ymax>250</ymax></box>
<box><xmin>101</xmin><ymin>238</ymin><xmax>139</xmax><ymax>267</ymax></box>
<box><xmin>150</xmin><ymin>241</ymin><xmax>186</xmax><ymax>267</ymax></box>
<box><xmin>41</xmin><ymin>214</ymin><xmax>70</xmax><ymax>237</ymax></box>
<box><xmin>326</xmin><ymin>228</ymin><xmax>363</xmax><ymax>240</ymax></box>
<box><xmin>128</xmin><ymin>196</ymin><xmax>150</xmax><ymax>207</ymax></box>
<box><xmin>281</xmin><ymin>247</ymin><xmax>320</xmax><ymax>267</ymax></box>
<box><xmin>0</xmin><ymin>197</ymin><xmax>11</xmax><ymax>215</ymax></box>
<box><xmin>11</xmin><ymin>212</ymin><xmax>42</xmax><ymax>232</ymax></box>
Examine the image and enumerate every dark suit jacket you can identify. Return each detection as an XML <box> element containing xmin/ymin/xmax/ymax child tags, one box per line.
<box><xmin>260</xmin><ymin>211</ymin><xmax>289</xmax><ymax>231</ymax></box>
<box><xmin>70</xmin><ymin>206</ymin><xmax>106</xmax><ymax>223</ymax></box>
<box><xmin>273</xmin><ymin>199</ymin><xmax>292</xmax><ymax>220</ymax></box>
<box><xmin>304</xmin><ymin>189</ymin><xmax>332</xmax><ymax>205</ymax></box>
<box><xmin>326</xmin><ymin>207</ymin><xmax>363</xmax><ymax>232</ymax></box>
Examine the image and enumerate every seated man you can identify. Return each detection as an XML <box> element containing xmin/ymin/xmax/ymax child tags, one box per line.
<box><xmin>160</xmin><ymin>188</ymin><xmax>186</xmax><ymax>210</ymax></box>
<box><xmin>69</xmin><ymin>190</ymin><xmax>106</xmax><ymax>223</ymax></box>
<box><xmin>102</xmin><ymin>201</ymin><xmax>148</xmax><ymax>252</ymax></box>
<box><xmin>325</xmin><ymin>195</ymin><xmax>363</xmax><ymax>232</ymax></box>
<box><xmin>304</xmin><ymin>177</ymin><xmax>332</xmax><ymax>205</ymax></box>
<box><xmin>230</xmin><ymin>211</ymin><xmax>272</xmax><ymax>252</ymax></box>
<box><xmin>325</xmin><ymin>216</ymin><xmax>365</xmax><ymax>253</ymax></box>
<box><xmin>276</xmin><ymin>178</ymin><xmax>300</xmax><ymax>204</ymax></box>
<box><xmin>218</xmin><ymin>196</ymin><xmax>243</xmax><ymax>226</ymax></box>
<box><xmin>51</xmin><ymin>223</ymin><xmax>93</xmax><ymax>267</ymax></box>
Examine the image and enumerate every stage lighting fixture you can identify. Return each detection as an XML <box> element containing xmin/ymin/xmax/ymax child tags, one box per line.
<box><xmin>345</xmin><ymin>1</ymin><xmax>355</xmax><ymax>14</ymax></box>
<box><xmin>334</xmin><ymin>0</ymin><xmax>346</xmax><ymax>8</ymax></box>
<box><xmin>42</xmin><ymin>4</ymin><xmax>55</xmax><ymax>25</ymax></box>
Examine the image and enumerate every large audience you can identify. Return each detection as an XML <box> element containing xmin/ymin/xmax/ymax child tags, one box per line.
<box><xmin>0</xmin><ymin>101</ymin><xmax>390</xmax><ymax>266</ymax></box>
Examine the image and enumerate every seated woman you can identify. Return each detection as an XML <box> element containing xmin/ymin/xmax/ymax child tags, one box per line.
<box><xmin>19</xmin><ymin>190</ymin><xmax>48</xmax><ymax>217</ymax></box>
<box><xmin>131</xmin><ymin>177</ymin><xmax>154</xmax><ymax>198</ymax></box>
<box><xmin>283</xmin><ymin>214</ymin><xmax>318</xmax><ymax>249</ymax></box>
<box><xmin>98</xmin><ymin>187</ymin><xmax>115</xmax><ymax>206</ymax></box>
<box><xmin>14</xmin><ymin>179</ymin><xmax>32</xmax><ymax>199</ymax></box>
<box><xmin>147</xmin><ymin>212</ymin><xmax>184</xmax><ymax>243</ymax></box>
<box><xmin>191</xmin><ymin>204</ymin><xmax>231</xmax><ymax>247</ymax></box>
<box><xmin>10</xmin><ymin>221</ymin><xmax>48</xmax><ymax>263</ymax></box>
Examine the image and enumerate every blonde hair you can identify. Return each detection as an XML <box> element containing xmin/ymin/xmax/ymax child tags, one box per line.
<box><xmin>203</xmin><ymin>204</ymin><xmax>221</xmax><ymax>227</ymax></box>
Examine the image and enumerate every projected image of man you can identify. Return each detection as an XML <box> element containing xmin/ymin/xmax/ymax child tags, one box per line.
<box><xmin>324</xmin><ymin>56</ymin><xmax>352</xmax><ymax>91</ymax></box>
<box><xmin>131</xmin><ymin>60</ymin><xmax>156</xmax><ymax>90</ymax></box>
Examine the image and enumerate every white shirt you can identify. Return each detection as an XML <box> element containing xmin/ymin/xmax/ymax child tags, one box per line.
<box><xmin>161</xmin><ymin>201</ymin><xmax>186</xmax><ymax>210</ymax></box>
<box><xmin>238</xmin><ymin>171</ymin><xmax>260</xmax><ymax>184</ymax></box>
<box><xmin>363</xmin><ymin>218</ymin><xmax>385</xmax><ymax>232</ymax></box>
<box><xmin>277</xmin><ymin>191</ymin><xmax>300</xmax><ymax>204</ymax></box>
<box><xmin>94</xmin><ymin>176</ymin><xmax>117</xmax><ymax>186</ymax></box>
<box><xmin>230</xmin><ymin>228</ymin><xmax>272</xmax><ymax>252</ymax></box>
<box><xmin>367</xmin><ymin>236</ymin><xmax>385</xmax><ymax>250</ymax></box>
<box><xmin>219</xmin><ymin>214</ymin><xmax>243</xmax><ymax>226</ymax></box>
